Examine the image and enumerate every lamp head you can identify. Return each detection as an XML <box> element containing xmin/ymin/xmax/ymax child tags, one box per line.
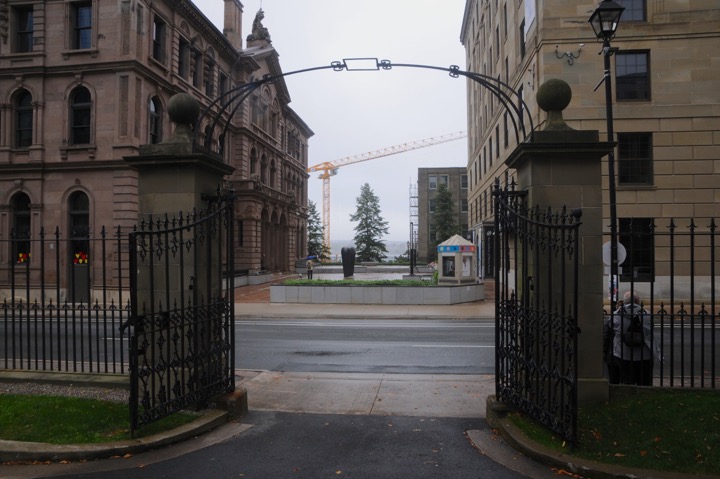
<box><xmin>589</xmin><ymin>0</ymin><xmax>625</xmax><ymax>41</ymax></box>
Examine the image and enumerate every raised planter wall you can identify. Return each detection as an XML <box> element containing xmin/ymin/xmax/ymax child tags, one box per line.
<box><xmin>270</xmin><ymin>284</ymin><xmax>484</xmax><ymax>305</ymax></box>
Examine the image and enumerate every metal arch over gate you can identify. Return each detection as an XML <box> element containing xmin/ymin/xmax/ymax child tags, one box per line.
<box><xmin>493</xmin><ymin>178</ymin><xmax>582</xmax><ymax>445</ymax></box>
<box><xmin>195</xmin><ymin>57</ymin><xmax>535</xmax><ymax>149</ymax></box>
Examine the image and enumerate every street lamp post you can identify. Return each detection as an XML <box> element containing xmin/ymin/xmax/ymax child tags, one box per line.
<box><xmin>589</xmin><ymin>0</ymin><xmax>624</xmax><ymax>310</ymax></box>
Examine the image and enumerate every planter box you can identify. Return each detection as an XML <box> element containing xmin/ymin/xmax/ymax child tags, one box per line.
<box><xmin>270</xmin><ymin>284</ymin><xmax>484</xmax><ymax>305</ymax></box>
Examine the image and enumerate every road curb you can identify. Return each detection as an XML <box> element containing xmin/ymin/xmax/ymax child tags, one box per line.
<box><xmin>0</xmin><ymin>410</ymin><xmax>228</xmax><ymax>464</ymax></box>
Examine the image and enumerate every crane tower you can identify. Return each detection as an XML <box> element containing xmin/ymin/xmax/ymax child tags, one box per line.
<box><xmin>307</xmin><ymin>131</ymin><xmax>467</xmax><ymax>251</ymax></box>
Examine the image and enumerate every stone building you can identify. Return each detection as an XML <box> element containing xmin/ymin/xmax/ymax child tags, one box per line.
<box><xmin>417</xmin><ymin>167</ymin><xmax>469</xmax><ymax>263</ymax></box>
<box><xmin>0</xmin><ymin>0</ymin><xmax>312</xmax><ymax>295</ymax></box>
<box><xmin>461</xmin><ymin>0</ymin><xmax>720</xmax><ymax>280</ymax></box>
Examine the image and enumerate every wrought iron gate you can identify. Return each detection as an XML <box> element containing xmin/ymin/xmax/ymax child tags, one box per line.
<box><xmin>125</xmin><ymin>194</ymin><xmax>235</xmax><ymax>432</ymax></box>
<box><xmin>493</xmin><ymin>179</ymin><xmax>582</xmax><ymax>444</ymax></box>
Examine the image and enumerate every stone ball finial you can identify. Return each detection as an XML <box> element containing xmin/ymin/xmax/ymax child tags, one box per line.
<box><xmin>167</xmin><ymin>93</ymin><xmax>199</xmax><ymax>145</ymax></box>
<box><xmin>537</xmin><ymin>78</ymin><xmax>572</xmax><ymax>112</ymax></box>
<box><xmin>168</xmin><ymin>93</ymin><xmax>200</xmax><ymax>126</ymax></box>
<box><xmin>536</xmin><ymin>79</ymin><xmax>573</xmax><ymax>131</ymax></box>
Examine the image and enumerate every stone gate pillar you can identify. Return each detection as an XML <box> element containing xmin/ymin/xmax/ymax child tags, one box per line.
<box><xmin>505</xmin><ymin>79</ymin><xmax>613</xmax><ymax>402</ymax></box>
<box><xmin>124</xmin><ymin>93</ymin><xmax>235</xmax><ymax>308</ymax></box>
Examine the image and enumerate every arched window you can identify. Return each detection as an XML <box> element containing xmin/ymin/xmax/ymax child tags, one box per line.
<box><xmin>70</xmin><ymin>87</ymin><xmax>91</xmax><ymax>145</ymax></box>
<box><xmin>269</xmin><ymin>160</ymin><xmax>276</xmax><ymax>188</ymax></box>
<box><xmin>15</xmin><ymin>89</ymin><xmax>33</xmax><ymax>148</ymax></box>
<box><xmin>69</xmin><ymin>191</ymin><xmax>90</xmax><ymax>261</ymax></box>
<box><xmin>149</xmin><ymin>96</ymin><xmax>162</xmax><ymax>144</ymax></box>
<box><xmin>11</xmin><ymin>192</ymin><xmax>31</xmax><ymax>263</ymax></box>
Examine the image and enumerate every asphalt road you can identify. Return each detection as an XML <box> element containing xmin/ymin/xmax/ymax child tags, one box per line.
<box><xmin>37</xmin><ymin>411</ymin><xmax>541</xmax><ymax>479</ymax></box>
<box><xmin>235</xmin><ymin>319</ymin><xmax>496</xmax><ymax>374</ymax></box>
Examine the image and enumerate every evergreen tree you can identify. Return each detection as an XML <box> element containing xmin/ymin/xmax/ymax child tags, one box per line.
<box><xmin>433</xmin><ymin>182</ymin><xmax>458</xmax><ymax>249</ymax></box>
<box><xmin>350</xmin><ymin>183</ymin><xmax>389</xmax><ymax>263</ymax></box>
<box><xmin>306</xmin><ymin>201</ymin><xmax>325</xmax><ymax>260</ymax></box>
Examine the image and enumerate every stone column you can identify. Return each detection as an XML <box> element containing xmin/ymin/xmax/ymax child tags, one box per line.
<box><xmin>124</xmin><ymin>92</ymin><xmax>235</xmax><ymax>310</ymax></box>
<box><xmin>504</xmin><ymin>79</ymin><xmax>613</xmax><ymax>402</ymax></box>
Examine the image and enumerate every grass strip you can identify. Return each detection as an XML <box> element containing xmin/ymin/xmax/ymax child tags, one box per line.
<box><xmin>0</xmin><ymin>394</ymin><xmax>198</xmax><ymax>444</ymax></box>
<box><xmin>508</xmin><ymin>389</ymin><xmax>720</xmax><ymax>476</ymax></box>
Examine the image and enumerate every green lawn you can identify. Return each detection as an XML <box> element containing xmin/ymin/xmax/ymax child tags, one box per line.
<box><xmin>0</xmin><ymin>394</ymin><xmax>198</xmax><ymax>444</ymax></box>
<box><xmin>509</xmin><ymin>389</ymin><xmax>720</xmax><ymax>476</ymax></box>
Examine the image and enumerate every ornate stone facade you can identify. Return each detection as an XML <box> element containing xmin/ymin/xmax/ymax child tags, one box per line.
<box><xmin>0</xmin><ymin>0</ymin><xmax>312</xmax><ymax>286</ymax></box>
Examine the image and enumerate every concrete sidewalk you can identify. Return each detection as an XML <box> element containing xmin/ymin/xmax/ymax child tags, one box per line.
<box><xmin>237</xmin><ymin>370</ymin><xmax>493</xmax><ymax>417</ymax></box>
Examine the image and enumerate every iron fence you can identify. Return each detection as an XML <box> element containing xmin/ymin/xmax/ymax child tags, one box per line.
<box><xmin>604</xmin><ymin>218</ymin><xmax>719</xmax><ymax>389</ymax></box>
<box><xmin>1</xmin><ymin>226</ymin><xmax>132</xmax><ymax>374</ymax></box>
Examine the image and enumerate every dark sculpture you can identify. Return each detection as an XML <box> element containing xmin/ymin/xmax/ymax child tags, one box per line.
<box><xmin>341</xmin><ymin>247</ymin><xmax>356</xmax><ymax>278</ymax></box>
<box><xmin>247</xmin><ymin>9</ymin><xmax>271</xmax><ymax>42</ymax></box>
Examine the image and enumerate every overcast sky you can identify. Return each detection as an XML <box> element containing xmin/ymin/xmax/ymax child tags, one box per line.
<box><xmin>202</xmin><ymin>0</ymin><xmax>468</xmax><ymax>242</ymax></box>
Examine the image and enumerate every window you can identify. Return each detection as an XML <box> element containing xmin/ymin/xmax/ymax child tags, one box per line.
<box><xmin>251</xmin><ymin>95</ymin><xmax>259</xmax><ymax>125</ymax></box>
<box><xmin>204</xmin><ymin>55</ymin><xmax>215</xmax><ymax>97</ymax></box>
<box><xmin>15</xmin><ymin>89</ymin><xmax>33</xmax><ymax>148</ymax></box>
<box><xmin>461</xmin><ymin>199</ymin><xmax>468</xmax><ymax>213</ymax></box>
<box><xmin>14</xmin><ymin>6</ymin><xmax>34</xmax><ymax>53</ymax></box>
<box><xmin>618</xmin><ymin>133</ymin><xmax>653</xmax><ymax>185</ymax></box>
<box><xmin>519</xmin><ymin>19</ymin><xmax>526</xmax><ymax>58</ymax></box>
<box><xmin>178</xmin><ymin>37</ymin><xmax>190</xmax><ymax>79</ymax></box>
<box><xmin>71</xmin><ymin>2</ymin><xmax>92</xmax><ymax>49</ymax></box>
<box><xmin>260</xmin><ymin>155</ymin><xmax>267</xmax><ymax>183</ymax></box>
<box><xmin>429</xmin><ymin>199</ymin><xmax>436</xmax><ymax>214</ymax></box>
<box><xmin>495</xmin><ymin>125</ymin><xmax>500</xmax><ymax>158</ymax></box>
<box><xmin>192</xmin><ymin>50</ymin><xmax>203</xmax><ymax>88</ymax></box>
<box><xmin>219</xmin><ymin>72</ymin><xmax>228</xmax><ymax>98</ymax></box>
<box><xmin>203</xmin><ymin>125</ymin><xmax>214</xmax><ymax>149</ymax></box>
<box><xmin>149</xmin><ymin>96</ymin><xmax>162</xmax><ymax>144</ymax></box>
<box><xmin>152</xmin><ymin>16</ymin><xmax>167</xmax><ymax>63</ymax></box>
<box><xmin>619</xmin><ymin>218</ymin><xmax>654</xmax><ymax>281</ymax></box>
<box><xmin>503</xmin><ymin>3</ymin><xmax>507</xmax><ymax>36</ymax></box>
<box><xmin>68</xmin><ymin>190</ymin><xmax>90</xmax><ymax>302</ymax></box>
<box><xmin>616</xmin><ymin>52</ymin><xmax>650</xmax><ymax>101</ymax></box>
<box><xmin>438</xmin><ymin>175</ymin><xmax>449</xmax><ymax>188</ymax></box>
<box><xmin>429</xmin><ymin>175</ymin><xmax>437</xmax><ymax>190</ymax></box>
<box><xmin>11</xmin><ymin>193</ymin><xmax>31</xmax><ymax>264</ymax></box>
<box><xmin>503</xmin><ymin>112</ymin><xmax>509</xmax><ymax>148</ymax></box>
<box><xmin>70</xmin><ymin>87</ymin><xmax>91</xmax><ymax>145</ymax></box>
<box><xmin>461</xmin><ymin>175</ymin><xmax>468</xmax><ymax>189</ymax></box>
<box><xmin>250</xmin><ymin>149</ymin><xmax>258</xmax><ymax>176</ymax></box>
<box><xmin>617</xmin><ymin>0</ymin><xmax>646</xmax><ymax>21</ymax></box>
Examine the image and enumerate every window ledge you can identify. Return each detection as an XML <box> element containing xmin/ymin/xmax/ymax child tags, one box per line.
<box><xmin>63</xmin><ymin>48</ymin><xmax>99</xmax><ymax>60</ymax></box>
<box><xmin>7</xmin><ymin>51</ymin><xmax>45</xmax><ymax>61</ymax></box>
<box><xmin>617</xmin><ymin>184</ymin><xmax>656</xmax><ymax>191</ymax></box>
<box><xmin>148</xmin><ymin>56</ymin><xmax>169</xmax><ymax>73</ymax></box>
<box><xmin>60</xmin><ymin>144</ymin><xmax>97</xmax><ymax>160</ymax></box>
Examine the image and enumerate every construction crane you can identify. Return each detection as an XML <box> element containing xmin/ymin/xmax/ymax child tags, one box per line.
<box><xmin>307</xmin><ymin>131</ymin><xmax>467</xmax><ymax>251</ymax></box>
